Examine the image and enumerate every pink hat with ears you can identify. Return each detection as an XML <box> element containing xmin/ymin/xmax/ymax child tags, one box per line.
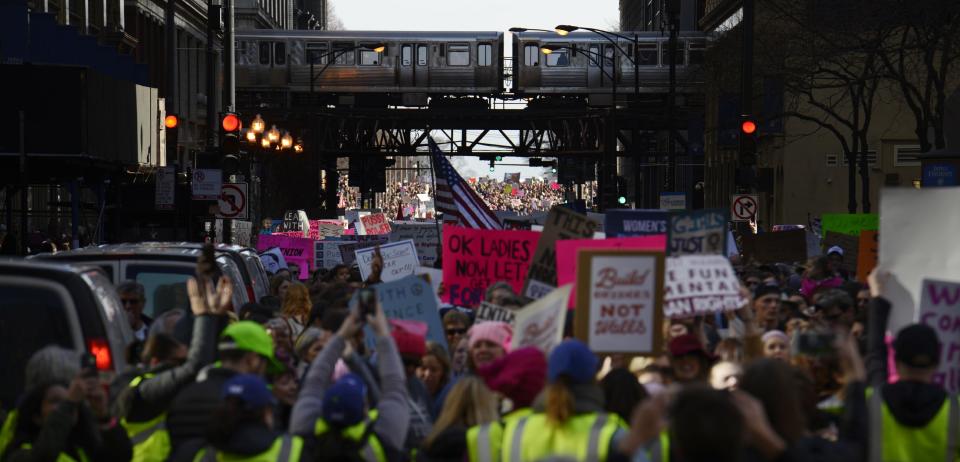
<box><xmin>468</xmin><ymin>321</ymin><xmax>513</xmax><ymax>352</ymax></box>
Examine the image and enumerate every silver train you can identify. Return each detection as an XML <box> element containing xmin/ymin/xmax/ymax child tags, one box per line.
<box><xmin>236</xmin><ymin>30</ymin><xmax>706</xmax><ymax>107</ymax></box>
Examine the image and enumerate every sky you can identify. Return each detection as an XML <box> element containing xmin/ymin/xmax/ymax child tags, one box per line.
<box><xmin>331</xmin><ymin>0</ymin><xmax>621</xmax><ymax>179</ymax></box>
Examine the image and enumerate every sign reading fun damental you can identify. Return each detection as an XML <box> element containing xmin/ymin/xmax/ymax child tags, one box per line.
<box><xmin>575</xmin><ymin>249</ymin><xmax>665</xmax><ymax>354</ymax></box>
<box><xmin>441</xmin><ymin>224</ymin><xmax>541</xmax><ymax>306</ymax></box>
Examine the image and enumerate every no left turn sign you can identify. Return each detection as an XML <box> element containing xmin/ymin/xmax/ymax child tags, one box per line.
<box><xmin>731</xmin><ymin>194</ymin><xmax>759</xmax><ymax>222</ymax></box>
<box><xmin>217</xmin><ymin>183</ymin><xmax>248</xmax><ymax>220</ymax></box>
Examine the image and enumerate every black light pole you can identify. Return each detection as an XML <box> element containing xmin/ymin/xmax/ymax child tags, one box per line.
<box><xmin>205</xmin><ymin>0</ymin><xmax>221</xmax><ymax>150</ymax></box>
<box><xmin>665</xmin><ymin>6</ymin><xmax>679</xmax><ymax>192</ymax></box>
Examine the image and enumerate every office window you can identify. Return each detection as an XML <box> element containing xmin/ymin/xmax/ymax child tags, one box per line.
<box><xmin>305</xmin><ymin>42</ymin><xmax>328</xmax><ymax>65</ymax></box>
<box><xmin>524</xmin><ymin>44</ymin><xmax>539</xmax><ymax>66</ymax></box>
<box><xmin>636</xmin><ymin>43</ymin><xmax>658</xmax><ymax>66</ymax></box>
<box><xmin>259</xmin><ymin>42</ymin><xmax>271</xmax><ymax>65</ymax></box>
<box><xmin>274</xmin><ymin>42</ymin><xmax>286</xmax><ymax>65</ymax></box>
<box><xmin>478</xmin><ymin>43</ymin><xmax>492</xmax><ymax>66</ymax></box>
<box><xmin>894</xmin><ymin>145</ymin><xmax>922</xmax><ymax>167</ymax></box>
<box><xmin>545</xmin><ymin>47</ymin><xmax>570</xmax><ymax>66</ymax></box>
<box><xmin>359</xmin><ymin>48</ymin><xmax>382</xmax><ymax>66</ymax></box>
<box><xmin>417</xmin><ymin>45</ymin><xmax>428</xmax><ymax>66</ymax></box>
<box><xmin>402</xmin><ymin>45</ymin><xmax>412</xmax><ymax>66</ymax></box>
<box><xmin>447</xmin><ymin>44</ymin><xmax>469</xmax><ymax>66</ymax></box>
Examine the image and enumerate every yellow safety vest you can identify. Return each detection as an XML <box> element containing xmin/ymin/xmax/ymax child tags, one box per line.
<box><xmin>867</xmin><ymin>386</ymin><xmax>960</xmax><ymax>462</ymax></box>
<box><xmin>500</xmin><ymin>412</ymin><xmax>625</xmax><ymax>462</ymax></box>
<box><xmin>0</xmin><ymin>410</ymin><xmax>17</xmax><ymax>457</ymax></box>
<box><xmin>314</xmin><ymin>410</ymin><xmax>386</xmax><ymax>462</ymax></box>
<box><xmin>467</xmin><ymin>408</ymin><xmax>535</xmax><ymax>462</ymax></box>
<box><xmin>121</xmin><ymin>374</ymin><xmax>172</xmax><ymax>462</ymax></box>
<box><xmin>647</xmin><ymin>431</ymin><xmax>670</xmax><ymax>462</ymax></box>
<box><xmin>193</xmin><ymin>435</ymin><xmax>304</xmax><ymax>462</ymax></box>
<box><xmin>18</xmin><ymin>443</ymin><xmax>89</xmax><ymax>462</ymax></box>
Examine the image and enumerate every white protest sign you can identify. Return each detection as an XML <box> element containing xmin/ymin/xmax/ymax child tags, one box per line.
<box><xmin>356</xmin><ymin>240</ymin><xmax>419</xmax><ymax>282</ymax></box>
<box><xmin>880</xmin><ymin>188</ymin><xmax>960</xmax><ymax>332</ymax></box>
<box><xmin>415</xmin><ymin>266</ymin><xmax>443</xmax><ymax>300</ymax></box>
<box><xmin>259</xmin><ymin>247</ymin><xmax>288</xmax><ymax>273</ymax></box>
<box><xmin>512</xmin><ymin>284</ymin><xmax>572</xmax><ymax>353</ymax></box>
<box><xmin>664</xmin><ymin>255</ymin><xmax>745</xmax><ymax>318</ymax></box>
<box><xmin>390</xmin><ymin>222</ymin><xmax>441</xmax><ymax>266</ymax></box>
<box><xmin>919</xmin><ymin>278</ymin><xmax>960</xmax><ymax>392</ymax></box>
<box><xmin>476</xmin><ymin>302</ymin><xmax>516</xmax><ymax>325</ymax></box>
<box><xmin>315</xmin><ymin>241</ymin><xmax>345</xmax><ymax>269</ymax></box>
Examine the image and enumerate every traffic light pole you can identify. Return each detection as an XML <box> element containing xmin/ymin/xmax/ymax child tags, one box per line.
<box><xmin>739</xmin><ymin>0</ymin><xmax>755</xmax><ymax>194</ymax></box>
<box><xmin>205</xmin><ymin>0</ymin><xmax>220</xmax><ymax>150</ymax></box>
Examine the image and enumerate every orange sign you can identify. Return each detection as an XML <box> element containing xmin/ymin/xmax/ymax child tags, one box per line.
<box><xmin>857</xmin><ymin>230</ymin><xmax>879</xmax><ymax>282</ymax></box>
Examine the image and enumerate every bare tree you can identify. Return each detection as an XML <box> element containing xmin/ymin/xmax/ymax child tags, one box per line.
<box><xmin>325</xmin><ymin>0</ymin><xmax>344</xmax><ymax>30</ymax></box>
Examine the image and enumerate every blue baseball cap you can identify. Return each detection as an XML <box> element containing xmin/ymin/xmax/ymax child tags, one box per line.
<box><xmin>548</xmin><ymin>339</ymin><xmax>598</xmax><ymax>385</ymax></box>
<box><xmin>322</xmin><ymin>373</ymin><xmax>367</xmax><ymax>426</ymax></box>
<box><xmin>222</xmin><ymin>374</ymin><xmax>277</xmax><ymax>410</ymax></box>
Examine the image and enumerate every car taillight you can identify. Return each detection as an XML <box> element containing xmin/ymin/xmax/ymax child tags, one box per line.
<box><xmin>246</xmin><ymin>284</ymin><xmax>256</xmax><ymax>304</ymax></box>
<box><xmin>86</xmin><ymin>338</ymin><xmax>113</xmax><ymax>371</ymax></box>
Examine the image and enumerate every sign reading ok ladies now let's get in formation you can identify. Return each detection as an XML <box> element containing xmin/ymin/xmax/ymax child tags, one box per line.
<box><xmin>442</xmin><ymin>224</ymin><xmax>541</xmax><ymax>306</ymax></box>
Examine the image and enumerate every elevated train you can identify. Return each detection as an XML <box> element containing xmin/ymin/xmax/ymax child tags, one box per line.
<box><xmin>236</xmin><ymin>29</ymin><xmax>707</xmax><ymax>107</ymax></box>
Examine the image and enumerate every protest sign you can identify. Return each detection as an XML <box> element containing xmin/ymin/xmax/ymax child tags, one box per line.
<box><xmin>664</xmin><ymin>255</ymin><xmax>745</xmax><ymax>318</ymax></box>
<box><xmin>879</xmin><ymin>188</ymin><xmax>960</xmax><ymax>331</ymax></box>
<box><xmin>604</xmin><ymin>209</ymin><xmax>668</xmax><ymax>238</ymax></box>
<box><xmin>856</xmin><ymin>230</ymin><xmax>879</xmax><ymax>283</ymax></box>
<box><xmin>556</xmin><ymin>235</ymin><xmax>667</xmax><ymax>308</ymax></box>
<box><xmin>360</xmin><ymin>213</ymin><xmax>392</xmax><ymax>235</ymax></box>
<box><xmin>336</xmin><ymin>236</ymin><xmax>390</xmax><ymax>266</ymax></box>
<box><xmin>667</xmin><ymin>209</ymin><xmax>728</xmax><ymax>256</ymax></box>
<box><xmin>356</xmin><ymin>240</ymin><xmax>419</xmax><ymax>282</ymax></box>
<box><xmin>256</xmin><ymin>234</ymin><xmax>314</xmax><ymax>279</ymax></box>
<box><xmin>314</xmin><ymin>241</ymin><xmax>345</xmax><ymax>270</ymax></box>
<box><xmin>356</xmin><ymin>275</ymin><xmax>447</xmax><ymax>351</ymax></box>
<box><xmin>575</xmin><ymin>250</ymin><xmax>664</xmax><ymax>354</ymax></box>
<box><xmin>476</xmin><ymin>302</ymin><xmax>516</xmax><ymax>325</ymax></box>
<box><xmin>740</xmin><ymin>229</ymin><xmax>807</xmax><ymax>264</ymax></box>
<box><xmin>919</xmin><ymin>279</ymin><xmax>960</xmax><ymax>392</ymax></box>
<box><xmin>415</xmin><ymin>267</ymin><xmax>443</xmax><ymax>299</ymax></box>
<box><xmin>441</xmin><ymin>224</ymin><xmax>541</xmax><ymax>306</ymax></box>
<box><xmin>390</xmin><ymin>222</ymin><xmax>441</xmax><ymax>267</ymax></box>
<box><xmin>309</xmin><ymin>220</ymin><xmax>343</xmax><ymax>240</ymax></box>
<box><xmin>823</xmin><ymin>231</ymin><xmax>859</xmax><ymax>274</ymax></box>
<box><xmin>523</xmin><ymin>207</ymin><xmax>601</xmax><ymax>299</ymax></box>
<box><xmin>512</xmin><ymin>284</ymin><xmax>572</xmax><ymax>353</ymax></box>
<box><xmin>821</xmin><ymin>213</ymin><xmax>878</xmax><ymax>237</ymax></box>
<box><xmin>258</xmin><ymin>247</ymin><xmax>287</xmax><ymax>273</ymax></box>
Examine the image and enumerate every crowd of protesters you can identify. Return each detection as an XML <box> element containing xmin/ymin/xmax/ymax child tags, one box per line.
<box><xmin>0</xmin><ymin>237</ymin><xmax>954</xmax><ymax>462</ymax></box>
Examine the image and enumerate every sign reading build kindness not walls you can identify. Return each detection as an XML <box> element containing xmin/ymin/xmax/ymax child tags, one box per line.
<box><xmin>441</xmin><ymin>224</ymin><xmax>541</xmax><ymax>306</ymax></box>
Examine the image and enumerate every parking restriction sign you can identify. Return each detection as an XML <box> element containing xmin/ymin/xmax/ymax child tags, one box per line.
<box><xmin>731</xmin><ymin>194</ymin><xmax>759</xmax><ymax>222</ymax></box>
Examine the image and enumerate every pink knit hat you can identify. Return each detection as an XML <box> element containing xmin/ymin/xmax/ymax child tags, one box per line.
<box><xmin>468</xmin><ymin>321</ymin><xmax>513</xmax><ymax>352</ymax></box>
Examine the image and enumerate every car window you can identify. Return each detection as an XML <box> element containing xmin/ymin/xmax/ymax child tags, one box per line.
<box><xmin>242</xmin><ymin>254</ymin><xmax>269</xmax><ymax>301</ymax></box>
<box><xmin>81</xmin><ymin>270</ymin><xmax>133</xmax><ymax>367</ymax></box>
<box><xmin>217</xmin><ymin>256</ymin><xmax>249</xmax><ymax>308</ymax></box>
<box><xmin>125</xmin><ymin>264</ymin><xmax>195</xmax><ymax>318</ymax></box>
<box><xmin>0</xmin><ymin>281</ymin><xmax>77</xmax><ymax>411</ymax></box>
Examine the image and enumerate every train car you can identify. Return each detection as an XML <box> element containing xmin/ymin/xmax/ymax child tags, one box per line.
<box><xmin>236</xmin><ymin>30</ymin><xmax>504</xmax><ymax>107</ymax></box>
<box><xmin>510</xmin><ymin>31</ymin><xmax>708</xmax><ymax>105</ymax></box>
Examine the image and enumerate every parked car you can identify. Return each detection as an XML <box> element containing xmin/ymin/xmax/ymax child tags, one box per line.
<box><xmin>0</xmin><ymin>259</ymin><xmax>133</xmax><ymax>410</ymax></box>
<box><xmin>136</xmin><ymin>243</ymin><xmax>271</xmax><ymax>304</ymax></box>
<box><xmin>32</xmin><ymin>244</ymin><xmax>249</xmax><ymax>318</ymax></box>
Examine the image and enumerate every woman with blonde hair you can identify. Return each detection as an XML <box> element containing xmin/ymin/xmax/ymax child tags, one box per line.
<box><xmin>280</xmin><ymin>282</ymin><xmax>310</xmax><ymax>338</ymax></box>
<box><xmin>418</xmin><ymin>376</ymin><xmax>498</xmax><ymax>461</ymax></box>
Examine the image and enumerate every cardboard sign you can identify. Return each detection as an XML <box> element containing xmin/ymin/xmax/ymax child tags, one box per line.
<box><xmin>390</xmin><ymin>222</ymin><xmax>441</xmax><ymax>267</ymax></box>
<box><xmin>512</xmin><ymin>284</ymin><xmax>572</xmax><ymax>354</ymax></box>
<box><xmin>604</xmin><ymin>209</ymin><xmax>668</xmax><ymax>238</ymax></box>
<box><xmin>314</xmin><ymin>241</ymin><xmax>345</xmax><ymax>269</ymax></box>
<box><xmin>740</xmin><ymin>229</ymin><xmax>808</xmax><ymax>264</ymax></box>
<box><xmin>356</xmin><ymin>240</ymin><xmax>419</xmax><ymax>282</ymax></box>
<box><xmin>337</xmin><ymin>237</ymin><xmax>390</xmax><ymax>266</ymax></box>
<box><xmin>523</xmin><ymin>207</ymin><xmax>601</xmax><ymax>299</ymax></box>
<box><xmin>856</xmin><ymin>230</ymin><xmax>879</xmax><ymax>283</ymax></box>
<box><xmin>476</xmin><ymin>302</ymin><xmax>516</xmax><ymax>325</ymax></box>
<box><xmin>357</xmin><ymin>275</ymin><xmax>447</xmax><ymax>351</ymax></box>
<box><xmin>919</xmin><ymin>278</ymin><xmax>960</xmax><ymax>392</ymax></box>
<box><xmin>821</xmin><ymin>213</ymin><xmax>879</xmax><ymax>237</ymax></box>
<box><xmin>556</xmin><ymin>235</ymin><xmax>667</xmax><ymax>308</ymax></box>
<box><xmin>441</xmin><ymin>224</ymin><xmax>541</xmax><ymax>306</ymax></box>
<box><xmin>258</xmin><ymin>247</ymin><xmax>288</xmax><ymax>273</ymax></box>
<box><xmin>310</xmin><ymin>220</ymin><xmax>344</xmax><ymax>240</ymax></box>
<box><xmin>255</xmin><ymin>234</ymin><xmax>314</xmax><ymax>279</ymax></box>
<box><xmin>360</xmin><ymin>213</ymin><xmax>392</xmax><ymax>235</ymax></box>
<box><xmin>823</xmin><ymin>231</ymin><xmax>859</xmax><ymax>275</ymax></box>
<box><xmin>664</xmin><ymin>255</ymin><xmax>745</xmax><ymax>318</ymax></box>
<box><xmin>575</xmin><ymin>250</ymin><xmax>665</xmax><ymax>354</ymax></box>
<box><xmin>667</xmin><ymin>209</ymin><xmax>728</xmax><ymax>256</ymax></box>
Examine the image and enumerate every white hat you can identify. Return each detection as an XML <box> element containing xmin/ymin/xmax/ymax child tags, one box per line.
<box><xmin>827</xmin><ymin>245</ymin><xmax>844</xmax><ymax>257</ymax></box>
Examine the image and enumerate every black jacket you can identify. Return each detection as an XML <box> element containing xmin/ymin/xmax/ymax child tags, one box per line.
<box><xmin>3</xmin><ymin>401</ymin><xmax>132</xmax><ymax>462</ymax></box>
<box><xmin>165</xmin><ymin>366</ymin><xmax>239</xmax><ymax>459</ymax></box>
<box><xmin>179</xmin><ymin>423</ymin><xmax>312</xmax><ymax>462</ymax></box>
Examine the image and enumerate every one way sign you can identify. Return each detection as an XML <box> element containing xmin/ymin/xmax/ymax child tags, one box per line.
<box><xmin>731</xmin><ymin>194</ymin><xmax>759</xmax><ymax>222</ymax></box>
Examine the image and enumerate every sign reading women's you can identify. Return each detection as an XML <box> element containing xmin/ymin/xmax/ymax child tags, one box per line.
<box><xmin>441</xmin><ymin>224</ymin><xmax>541</xmax><ymax>306</ymax></box>
<box><xmin>604</xmin><ymin>209</ymin><xmax>668</xmax><ymax>237</ymax></box>
<box><xmin>256</xmin><ymin>234</ymin><xmax>315</xmax><ymax>279</ymax></box>
<box><xmin>575</xmin><ymin>250</ymin><xmax>665</xmax><ymax>354</ymax></box>
<box><xmin>667</xmin><ymin>209</ymin><xmax>728</xmax><ymax>256</ymax></box>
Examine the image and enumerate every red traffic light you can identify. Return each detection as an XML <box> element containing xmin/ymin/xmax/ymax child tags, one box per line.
<box><xmin>164</xmin><ymin>114</ymin><xmax>179</xmax><ymax>129</ymax></box>
<box><xmin>741</xmin><ymin>120</ymin><xmax>757</xmax><ymax>135</ymax></box>
<box><xmin>221</xmin><ymin>113</ymin><xmax>240</xmax><ymax>132</ymax></box>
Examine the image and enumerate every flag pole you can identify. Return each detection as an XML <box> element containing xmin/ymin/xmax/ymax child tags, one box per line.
<box><xmin>427</xmin><ymin>132</ymin><xmax>444</xmax><ymax>268</ymax></box>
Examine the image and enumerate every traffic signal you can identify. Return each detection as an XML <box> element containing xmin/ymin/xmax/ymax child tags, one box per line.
<box><xmin>164</xmin><ymin>114</ymin><xmax>179</xmax><ymax>163</ymax></box>
<box><xmin>616</xmin><ymin>176</ymin><xmax>628</xmax><ymax>206</ymax></box>
<box><xmin>739</xmin><ymin>116</ymin><xmax>758</xmax><ymax>167</ymax></box>
<box><xmin>220</xmin><ymin>113</ymin><xmax>241</xmax><ymax>176</ymax></box>
<box><xmin>488</xmin><ymin>160</ymin><xmax>495</xmax><ymax>173</ymax></box>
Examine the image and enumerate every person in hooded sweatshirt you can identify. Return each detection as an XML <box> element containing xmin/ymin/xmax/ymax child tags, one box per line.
<box><xmin>841</xmin><ymin>269</ymin><xmax>960</xmax><ymax>462</ymax></box>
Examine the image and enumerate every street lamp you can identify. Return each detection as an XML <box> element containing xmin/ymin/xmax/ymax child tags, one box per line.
<box><xmin>267</xmin><ymin>125</ymin><xmax>280</xmax><ymax>144</ymax></box>
<box><xmin>245</xmin><ymin>128</ymin><xmax>257</xmax><ymax>143</ymax></box>
<box><xmin>260</xmin><ymin>137</ymin><xmax>271</xmax><ymax>149</ymax></box>
<box><xmin>281</xmin><ymin>132</ymin><xmax>293</xmax><ymax>149</ymax></box>
<box><xmin>251</xmin><ymin>114</ymin><xmax>265</xmax><ymax>134</ymax></box>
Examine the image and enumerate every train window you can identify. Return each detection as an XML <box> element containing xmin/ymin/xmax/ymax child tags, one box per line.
<box><xmin>661</xmin><ymin>43</ymin><xmax>684</xmax><ymax>66</ymax></box>
<box><xmin>359</xmin><ymin>48</ymin><xmax>382</xmax><ymax>66</ymax></box>
<box><xmin>306</xmin><ymin>42</ymin><xmax>328</xmax><ymax>65</ymax></box>
<box><xmin>417</xmin><ymin>45</ymin><xmax>428</xmax><ymax>66</ymax></box>
<box><xmin>402</xmin><ymin>45</ymin><xmax>412</xmax><ymax>66</ymax></box>
<box><xmin>589</xmin><ymin>45</ymin><xmax>600</xmax><ymax>67</ymax></box>
<box><xmin>259</xmin><ymin>42</ymin><xmax>271</xmax><ymax>65</ymax></box>
<box><xmin>447</xmin><ymin>44</ymin><xmax>469</xmax><ymax>66</ymax></box>
<box><xmin>635</xmin><ymin>43</ymin><xmax>658</xmax><ymax>66</ymax></box>
<box><xmin>478</xmin><ymin>43</ymin><xmax>492</xmax><ymax>66</ymax></box>
<box><xmin>545</xmin><ymin>47</ymin><xmax>570</xmax><ymax>66</ymax></box>
<box><xmin>688</xmin><ymin>42</ymin><xmax>705</xmax><ymax>65</ymax></box>
<box><xmin>524</xmin><ymin>44</ymin><xmax>539</xmax><ymax>66</ymax></box>
<box><xmin>274</xmin><ymin>42</ymin><xmax>286</xmax><ymax>65</ymax></box>
<box><xmin>604</xmin><ymin>45</ymin><xmax>615</xmax><ymax>65</ymax></box>
<box><xmin>333</xmin><ymin>43</ymin><xmax>355</xmax><ymax>65</ymax></box>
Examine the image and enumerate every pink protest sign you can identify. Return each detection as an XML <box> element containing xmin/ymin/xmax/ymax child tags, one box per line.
<box><xmin>441</xmin><ymin>224</ymin><xmax>541</xmax><ymax>306</ymax></box>
<box><xmin>556</xmin><ymin>235</ymin><xmax>667</xmax><ymax>308</ymax></box>
<box><xmin>360</xmin><ymin>213</ymin><xmax>392</xmax><ymax>235</ymax></box>
<box><xmin>919</xmin><ymin>278</ymin><xmax>960</xmax><ymax>392</ymax></box>
<box><xmin>256</xmin><ymin>234</ymin><xmax>315</xmax><ymax>280</ymax></box>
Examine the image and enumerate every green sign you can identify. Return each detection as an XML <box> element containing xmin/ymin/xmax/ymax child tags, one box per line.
<box><xmin>821</xmin><ymin>213</ymin><xmax>879</xmax><ymax>237</ymax></box>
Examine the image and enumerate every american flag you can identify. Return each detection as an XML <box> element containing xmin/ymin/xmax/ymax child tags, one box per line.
<box><xmin>429</xmin><ymin>137</ymin><xmax>502</xmax><ymax>229</ymax></box>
